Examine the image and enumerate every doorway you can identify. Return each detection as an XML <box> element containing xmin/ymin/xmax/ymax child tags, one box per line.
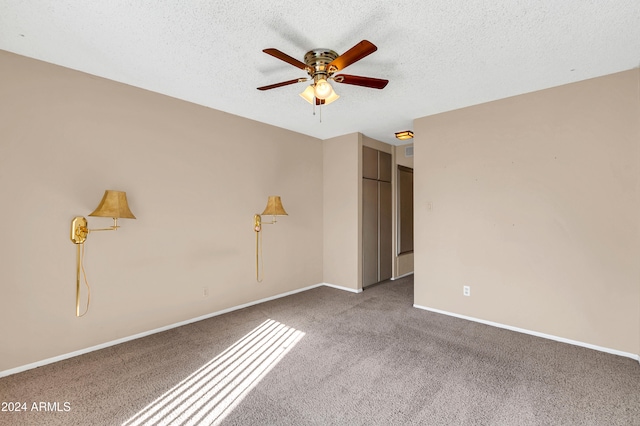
<box><xmin>362</xmin><ymin>146</ymin><xmax>393</xmax><ymax>287</ymax></box>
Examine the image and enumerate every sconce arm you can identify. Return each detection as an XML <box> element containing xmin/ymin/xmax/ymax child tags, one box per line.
<box><xmin>71</xmin><ymin>217</ymin><xmax>121</xmax><ymax>244</ymax></box>
<box><xmin>88</xmin><ymin>226</ymin><xmax>119</xmax><ymax>232</ymax></box>
<box><xmin>257</xmin><ymin>215</ymin><xmax>278</xmax><ymax>226</ymax></box>
<box><xmin>89</xmin><ymin>217</ymin><xmax>121</xmax><ymax>231</ymax></box>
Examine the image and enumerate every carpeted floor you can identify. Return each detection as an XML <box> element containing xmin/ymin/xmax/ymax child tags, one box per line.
<box><xmin>1</xmin><ymin>276</ymin><xmax>639</xmax><ymax>425</ymax></box>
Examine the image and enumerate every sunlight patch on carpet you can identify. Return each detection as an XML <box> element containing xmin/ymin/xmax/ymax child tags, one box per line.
<box><xmin>122</xmin><ymin>319</ymin><xmax>305</xmax><ymax>426</ymax></box>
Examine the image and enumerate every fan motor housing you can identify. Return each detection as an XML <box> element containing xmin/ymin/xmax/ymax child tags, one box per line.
<box><xmin>304</xmin><ymin>49</ymin><xmax>339</xmax><ymax>80</ymax></box>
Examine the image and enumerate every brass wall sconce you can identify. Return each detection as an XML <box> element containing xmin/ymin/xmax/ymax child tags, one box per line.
<box><xmin>254</xmin><ymin>196</ymin><xmax>288</xmax><ymax>282</ymax></box>
<box><xmin>70</xmin><ymin>190</ymin><xmax>136</xmax><ymax>317</ymax></box>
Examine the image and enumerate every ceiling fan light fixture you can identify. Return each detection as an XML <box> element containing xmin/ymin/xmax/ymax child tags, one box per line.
<box><xmin>395</xmin><ymin>130</ymin><xmax>414</xmax><ymax>140</ymax></box>
<box><xmin>323</xmin><ymin>91</ymin><xmax>340</xmax><ymax>105</ymax></box>
<box><xmin>300</xmin><ymin>84</ymin><xmax>340</xmax><ymax>105</ymax></box>
<box><xmin>259</xmin><ymin>41</ymin><xmax>388</xmax><ymax>111</ymax></box>
<box><xmin>314</xmin><ymin>78</ymin><xmax>333</xmax><ymax>99</ymax></box>
<box><xmin>300</xmin><ymin>85</ymin><xmax>316</xmax><ymax>104</ymax></box>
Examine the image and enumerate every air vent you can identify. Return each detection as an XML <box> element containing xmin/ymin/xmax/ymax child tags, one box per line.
<box><xmin>405</xmin><ymin>146</ymin><xmax>414</xmax><ymax>157</ymax></box>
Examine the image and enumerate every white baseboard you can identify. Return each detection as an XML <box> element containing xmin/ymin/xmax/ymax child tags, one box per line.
<box><xmin>391</xmin><ymin>272</ymin><xmax>414</xmax><ymax>280</ymax></box>
<box><xmin>321</xmin><ymin>282</ymin><xmax>363</xmax><ymax>293</ymax></box>
<box><xmin>414</xmin><ymin>304</ymin><xmax>639</xmax><ymax>362</ymax></box>
<box><xmin>14</xmin><ymin>286</ymin><xmax>635</xmax><ymax>378</ymax></box>
<box><xmin>0</xmin><ymin>283</ymin><xmax>328</xmax><ymax>378</ymax></box>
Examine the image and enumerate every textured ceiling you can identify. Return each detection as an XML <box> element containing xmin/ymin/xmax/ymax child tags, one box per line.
<box><xmin>1</xmin><ymin>1</ymin><xmax>639</xmax><ymax>145</ymax></box>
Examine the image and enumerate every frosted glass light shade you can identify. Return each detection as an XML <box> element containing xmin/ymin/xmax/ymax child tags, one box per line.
<box><xmin>314</xmin><ymin>79</ymin><xmax>333</xmax><ymax>99</ymax></box>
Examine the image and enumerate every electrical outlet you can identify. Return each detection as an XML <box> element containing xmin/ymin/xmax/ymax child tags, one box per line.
<box><xmin>203</xmin><ymin>287</ymin><xmax>209</xmax><ymax>297</ymax></box>
<box><xmin>463</xmin><ymin>286</ymin><xmax>470</xmax><ymax>296</ymax></box>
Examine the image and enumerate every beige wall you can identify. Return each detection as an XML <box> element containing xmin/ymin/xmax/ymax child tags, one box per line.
<box><xmin>322</xmin><ymin>133</ymin><xmax>361</xmax><ymax>290</ymax></box>
<box><xmin>0</xmin><ymin>51</ymin><xmax>324</xmax><ymax>372</ymax></box>
<box><xmin>414</xmin><ymin>70</ymin><xmax>640</xmax><ymax>355</ymax></box>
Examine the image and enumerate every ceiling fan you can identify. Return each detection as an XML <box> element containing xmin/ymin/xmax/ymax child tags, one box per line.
<box><xmin>257</xmin><ymin>40</ymin><xmax>388</xmax><ymax>106</ymax></box>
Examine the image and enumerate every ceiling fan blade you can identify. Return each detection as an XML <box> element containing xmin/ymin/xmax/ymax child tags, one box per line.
<box><xmin>257</xmin><ymin>78</ymin><xmax>306</xmax><ymax>91</ymax></box>
<box><xmin>263</xmin><ymin>48</ymin><xmax>307</xmax><ymax>70</ymax></box>
<box><xmin>333</xmin><ymin>74</ymin><xmax>389</xmax><ymax>89</ymax></box>
<box><xmin>327</xmin><ymin>40</ymin><xmax>377</xmax><ymax>72</ymax></box>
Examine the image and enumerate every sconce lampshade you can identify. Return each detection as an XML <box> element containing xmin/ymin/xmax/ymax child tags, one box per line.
<box><xmin>261</xmin><ymin>196</ymin><xmax>288</xmax><ymax>216</ymax></box>
<box><xmin>89</xmin><ymin>190</ymin><xmax>136</xmax><ymax>219</ymax></box>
